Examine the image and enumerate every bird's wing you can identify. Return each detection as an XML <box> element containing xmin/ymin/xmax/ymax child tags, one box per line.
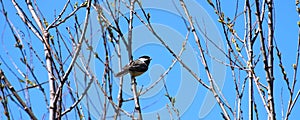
<box><xmin>128</xmin><ymin>62</ymin><xmax>148</xmax><ymax>72</ymax></box>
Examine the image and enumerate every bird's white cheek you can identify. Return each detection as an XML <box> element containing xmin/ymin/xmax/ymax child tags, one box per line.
<box><xmin>139</xmin><ymin>58</ymin><xmax>149</xmax><ymax>62</ymax></box>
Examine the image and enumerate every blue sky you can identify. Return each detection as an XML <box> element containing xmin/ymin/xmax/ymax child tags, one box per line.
<box><xmin>0</xmin><ymin>0</ymin><xmax>299</xmax><ymax>119</ymax></box>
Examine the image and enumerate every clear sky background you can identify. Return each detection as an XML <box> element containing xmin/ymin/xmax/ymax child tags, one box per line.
<box><xmin>0</xmin><ymin>0</ymin><xmax>299</xmax><ymax>119</ymax></box>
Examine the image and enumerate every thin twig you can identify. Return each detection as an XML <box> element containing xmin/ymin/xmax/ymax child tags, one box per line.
<box><xmin>0</xmin><ymin>70</ymin><xmax>38</xmax><ymax>120</ymax></box>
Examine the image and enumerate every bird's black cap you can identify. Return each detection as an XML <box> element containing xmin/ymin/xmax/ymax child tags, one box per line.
<box><xmin>139</xmin><ymin>55</ymin><xmax>151</xmax><ymax>59</ymax></box>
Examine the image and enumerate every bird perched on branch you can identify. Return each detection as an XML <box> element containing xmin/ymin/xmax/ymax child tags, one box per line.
<box><xmin>115</xmin><ymin>56</ymin><xmax>152</xmax><ymax>77</ymax></box>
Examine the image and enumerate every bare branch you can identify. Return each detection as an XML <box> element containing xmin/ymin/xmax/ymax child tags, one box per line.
<box><xmin>0</xmin><ymin>70</ymin><xmax>38</xmax><ymax>120</ymax></box>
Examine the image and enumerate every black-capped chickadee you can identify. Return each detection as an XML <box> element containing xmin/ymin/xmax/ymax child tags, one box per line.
<box><xmin>115</xmin><ymin>56</ymin><xmax>152</xmax><ymax>77</ymax></box>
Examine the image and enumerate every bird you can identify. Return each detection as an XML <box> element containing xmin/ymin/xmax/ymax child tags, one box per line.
<box><xmin>115</xmin><ymin>56</ymin><xmax>152</xmax><ymax>77</ymax></box>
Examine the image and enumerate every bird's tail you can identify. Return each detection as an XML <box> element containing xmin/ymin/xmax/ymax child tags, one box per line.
<box><xmin>115</xmin><ymin>69</ymin><xmax>129</xmax><ymax>77</ymax></box>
